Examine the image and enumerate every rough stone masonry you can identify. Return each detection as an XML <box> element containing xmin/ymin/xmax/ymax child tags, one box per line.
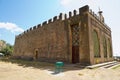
<box><xmin>13</xmin><ymin>5</ymin><xmax>113</xmax><ymax>65</ymax></box>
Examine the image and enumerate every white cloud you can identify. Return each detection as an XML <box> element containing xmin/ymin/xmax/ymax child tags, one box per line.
<box><xmin>60</xmin><ymin>0</ymin><xmax>72</xmax><ymax>6</ymax></box>
<box><xmin>0</xmin><ymin>22</ymin><xmax>24</xmax><ymax>33</ymax></box>
<box><xmin>60</xmin><ymin>0</ymin><xmax>100</xmax><ymax>6</ymax></box>
<box><xmin>60</xmin><ymin>0</ymin><xmax>101</xmax><ymax>13</ymax></box>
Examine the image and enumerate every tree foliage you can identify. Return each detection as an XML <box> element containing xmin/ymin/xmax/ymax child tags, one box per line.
<box><xmin>0</xmin><ymin>41</ymin><xmax>13</xmax><ymax>56</ymax></box>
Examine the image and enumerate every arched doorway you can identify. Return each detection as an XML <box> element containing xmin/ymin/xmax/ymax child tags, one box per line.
<box><xmin>71</xmin><ymin>24</ymin><xmax>80</xmax><ymax>63</ymax></box>
<box><xmin>34</xmin><ymin>49</ymin><xmax>39</xmax><ymax>60</ymax></box>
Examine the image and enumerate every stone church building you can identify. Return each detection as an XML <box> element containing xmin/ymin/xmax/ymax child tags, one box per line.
<box><xmin>13</xmin><ymin>5</ymin><xmax>113</xmax><ymax>65</ymax></box>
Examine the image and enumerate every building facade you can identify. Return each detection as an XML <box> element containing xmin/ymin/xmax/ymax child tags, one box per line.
<box><xmin>13</xmin><ymin>5</ymin><xmax>113</xmax><ymax>65</ymax></box>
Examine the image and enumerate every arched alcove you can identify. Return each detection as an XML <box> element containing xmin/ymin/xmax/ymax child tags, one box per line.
<box><xmin>93</xmin><ymin>30</ymin><xmax>100</xmax><ymax>57</ymax></box>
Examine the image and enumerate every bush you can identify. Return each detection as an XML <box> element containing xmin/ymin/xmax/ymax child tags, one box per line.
<box><xmin>0</xmin><ymin>43</ymin><xmax>13</xmax><ymax>56</ymax></box>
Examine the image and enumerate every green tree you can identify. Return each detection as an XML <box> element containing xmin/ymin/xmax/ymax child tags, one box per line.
<box><xmin>0</xmin><ymin>43</ymin><xmax>13</xmax><ymax>56</ymax></box>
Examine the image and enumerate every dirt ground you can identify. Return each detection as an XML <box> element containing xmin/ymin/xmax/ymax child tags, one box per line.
<box><xmin>0</xmin><ymin>59</ymin><xmax>120</xmax><ymax>80</ymax></box>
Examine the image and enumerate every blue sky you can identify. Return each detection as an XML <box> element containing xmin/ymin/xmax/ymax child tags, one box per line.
<box><xmin>0</xmin><ymin>0</ymin><xmax>120</xmax><ymax>56</ymax></box>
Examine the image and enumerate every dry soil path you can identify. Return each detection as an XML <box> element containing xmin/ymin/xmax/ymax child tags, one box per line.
<box><xmin>0</xmin><ymin>61</ymin><xmax>120</xmax><ymax>80</ymax></box>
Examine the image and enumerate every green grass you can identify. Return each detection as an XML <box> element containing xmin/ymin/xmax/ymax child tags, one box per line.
<box><xmin>112</xmin><ymin>64</ymin><xmax>120</xmax><ymax>69</ymax></box>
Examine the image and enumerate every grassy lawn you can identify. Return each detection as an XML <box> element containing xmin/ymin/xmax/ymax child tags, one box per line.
<box><xmin>112</xmin><ymin>64</ymin><xmax>120</xmax><ymax>69</ymax></box>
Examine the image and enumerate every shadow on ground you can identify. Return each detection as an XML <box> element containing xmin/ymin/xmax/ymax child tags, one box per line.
<box><xmin>0</xmin><ymin>57</ymin><xmax>85</xmax><ymax>73</ymax></box>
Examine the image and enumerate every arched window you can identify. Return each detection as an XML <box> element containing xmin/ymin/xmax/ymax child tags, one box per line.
<box><xmin>108</xmin><ymin>39</ymin><xmax>112</xmax><ymax>57</ymax></box>
<box><xmin>93</xmin><ymin>30</ymin><xmax>100</xmax><ymax>57</ymax></box>
<box><xmin>103</xmin><ymin>37</ymin><xmax>107</xmax><ymax>58</ymax></box>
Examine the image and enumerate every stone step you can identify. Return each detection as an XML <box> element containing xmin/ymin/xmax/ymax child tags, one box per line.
<box><xmin>102</xmin><ymin>62</ymin><xmax>119</xmax><ymax>68</ymax></box>
<box><xmin>75</xmin><ymin>63</ymin><xmax>90</xmax><ymax>68</ymax></box>
<box><xmin>86</xmin><ymin>61</ymin><xmax>117</xmax><ymax>69</ymax></box>
<box><xmin>108</xmin><ymin>62</ymin><xmax>120</xmax><ymax>69</ymax></box>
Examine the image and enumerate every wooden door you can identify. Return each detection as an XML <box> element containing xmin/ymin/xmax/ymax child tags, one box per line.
<box><xmin>72</xmin><ymin>46</ymin><xmax>79</xmax><ymax>63</ymax></box>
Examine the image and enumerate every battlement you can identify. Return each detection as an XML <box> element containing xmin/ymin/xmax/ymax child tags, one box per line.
<box><xmin>89</xmin><ymin>9</ymin><xmax>101</xmax><ymax>22</ymax></box>
<box><xmin>89</xmin><ymin>9</ymin><xmax>111</xmax><ymax>30</ymax></box>
<box><xmin>16</xmin><ymin>5</ymin><xmax>110</xmax><ymax>38</ymax></box>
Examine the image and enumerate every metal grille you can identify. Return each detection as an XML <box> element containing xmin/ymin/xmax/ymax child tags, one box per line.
<box><xmin>71</xmin><ymin>25</ymin><xmax>80</xmax><ymax>46</ymax></box>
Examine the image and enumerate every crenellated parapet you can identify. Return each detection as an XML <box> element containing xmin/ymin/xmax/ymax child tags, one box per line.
<box><xmin>33</xmin><ymin>26</ymin><xmax>37</xmax><ymax>29</ymax></box>
<box><xmin>42</xmin><ymin>21</ymin><xmax>47</xmax><ymax>26</ymax></box>
<box><xmin>73</xmin><ymin>10</ymin><xmax>77</xmax><ymax>16</ymax></box>
<box><xmin>16</xmin><ymin>5</ymin><xmax>110</xmax><ymax>39</ymax></box>
<box><xmin>89</xmin><ymin>9</ymin><xmax>100</xmax><ymax>21</ymax></box>
<box><xmin>15</xmin><ymin>5</ymin><xmax>88</xmax><ymax>38</ymax></box>
<box><xmin>89</xmin><ymin>9</ymin><xmax>111</xmax><ymax>30</ymax></box>
<box><xmin>37</xmin><ymin>24</ymin><xmax>41</xmax><ymax>28</ymax></box>
<box><xmin>48</xmin><ymin>19</ymin><xmax>52</xmax><ymax>23</ymax></box>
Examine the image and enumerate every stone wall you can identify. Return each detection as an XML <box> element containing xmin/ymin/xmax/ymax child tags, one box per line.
<box><xmin>14</xmin><ymin>18</ymin><xmax>69</xmax><ymax>62</ymax></box>
<box><xmin>88</xmin><ymin>8</ymin><xmax>113</xmax><ymax>64</ymax></box>
<box><xmin>13</xmin><ymin>5</ymin><xmax>113</xmax><ymax>64</ymax></box>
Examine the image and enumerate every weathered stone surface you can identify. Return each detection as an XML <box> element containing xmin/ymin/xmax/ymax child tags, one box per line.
<box><xmin>13</xmin><ymin>5</ymin><xmax>113</xmax><ymax>65</ymax></box>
